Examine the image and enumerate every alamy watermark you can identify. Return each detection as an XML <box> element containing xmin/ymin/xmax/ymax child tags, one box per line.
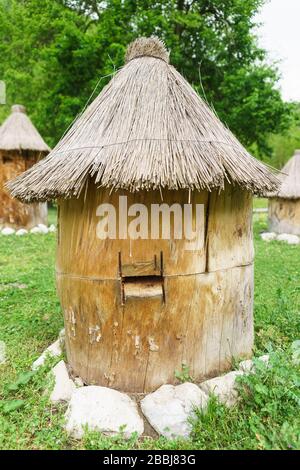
<box><xmin>0</xmin><ymin>81</ymin><xmax>6</xmax><ymax>104</ymax></box>
<box><xmin>96</xmin><ymin>196</ymin><xmax>205</xmax><ymax>251</ymax></box>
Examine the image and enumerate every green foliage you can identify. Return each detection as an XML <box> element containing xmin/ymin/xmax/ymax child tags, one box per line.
<box><xmin>266</xmin><ymin>104</ymin><xmax>300</xmax><ymax>168</ymax></box>
<box><xmin>83</xmin><ymin>428</ymin><xmax>140</xmax><ymax>450</ymax></box>
<box><xmin>192</xmin><ymin>348</ymin><xmax>300</xmax><ymax>449</ymax></box>
<box><xmin>5</xmin><ymin>371</ymin><xmax>36</xmax><ymax>393</ymax></box>
<box><xmin>0</xmin><ymin>0</ymin><xmax>292</xmax><ymax>153</ymax></box>
<box><xmin>1</xmin><ymin>399</ymin><xmax>25</xmax><ymax>415</ymax></box>
<box><xmin>175</xmin><ymin>364</ymin><xmax>194</xmax><ymax>383</ymax></box>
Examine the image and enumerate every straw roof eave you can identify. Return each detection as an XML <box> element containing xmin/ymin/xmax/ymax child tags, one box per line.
<box><xmin>0</xmin><ymin>105</ymin><xmax>50</xmax><ymax>153</ymax></box>
<box><xmin>6</xmin><ymin>141</ymin><xmax>280</xmax><ymax>202</ymax></box>
<box><xmin>6</xmin><ymin>38</ymin><xmax>281</xmax><ymax>202</ymax></box>
<box><xmin>266</xmin><ymin>151</ymin><xmax>300</xmax><ymax>200</ymax></box>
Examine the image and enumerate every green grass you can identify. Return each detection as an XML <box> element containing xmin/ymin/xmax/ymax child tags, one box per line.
<box><xmin>47</xmin><ymin>205</ymin><xmax>57</xmax><ymax>226</ymax></box>
<box><xmin>0</xmin><ymin>213</ymin><xmax>299</xmax><ymax>450</ymax></box>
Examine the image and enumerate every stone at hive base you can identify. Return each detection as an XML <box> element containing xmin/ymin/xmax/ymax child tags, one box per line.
<box><xmin>37</xmin><ymin>224</ymin><xmax>49</xmax><ymax>234</ymax></box>
<box><xmin>0</xmin><ymin>341</ymin><xmax>6</xmax><ymax>364</ymax></box>
<box><xmin>30</xmin><ymin>226</ymin><xmax>43</xmax><ymax>234</ymax></box>
<box><xmin>140</xmin><ymin>383</ymin><xmax>208</xmax><ymax>439</ymax></box>
<box><xmin>199</xmin><ymin>371</ymin><xmax>244</xmax><ymax>407</ymax></box>
<box><xmin>32</xmin><ymin>339</ymin><xmax>62</xmax><ymax>370</ymax></box>
<box><xmin>239</xmin><ymin>354</ymin><xmax>269</xmax><ymax>373</ymax></box>
<box><xmin>65</xmin><ymin>386</ymin><xmax>144</xmax><ymax>439</ymax></box>
<box><xmin>49</xmin><ymin>360</ymin><xmax>76</xmax><ymax>403</ymax></box>
<box><xmin>277</xmin><ymin>233</ymin><xmax>299</xmax><ymax>245</ymax></box>
<box><xmin>260</xmin><ymin>232</ymin><xmax>276</xmax><ymax>242</ymax></box>
<box><xmin>1</xmin><ymin>228</ymin><xmax>15</xmax><ymax>235</ymax></box>
<box><xmin>16</xmin><ymin>229</ymin><xmax>28</xmax><ymax>236</ymax></box>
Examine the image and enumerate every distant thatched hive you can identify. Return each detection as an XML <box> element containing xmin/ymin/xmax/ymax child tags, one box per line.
<box><xmin>0</xmin><ymin>105</ymin><xmax>50</xmax><ymax>229</ymax></box>
<box><xmin>8</xmin><ymin>38</ymin><xmax>280</xmax><ymax>392</ymax></box>
<box><xmin>268</xmin><ymin>150</ymin><xmax>300</xmax><ymax>235</ymax></box>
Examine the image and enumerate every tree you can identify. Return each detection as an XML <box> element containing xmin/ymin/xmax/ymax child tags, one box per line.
<box><xmin>267</xmin><ymin>104</ymin><xmax>300</xmax><ymax>168</ymax></box>
<box><xmin>0</xmin><ymin>0</ymin><xmax>104</xmax><ymax>146</ymax></box>
<box><xmin>0</xmin><ymin>0</ymin><xmax>292</xmax><ymax>157</ymax></box>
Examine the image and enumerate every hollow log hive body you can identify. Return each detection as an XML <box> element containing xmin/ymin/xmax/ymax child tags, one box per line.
<box><xmin>0</xmin><ymin>150</ymin><xmax>47</xmax><ymax>229</ymax></box>
<box><xmin>57</xmin><ymin>183</ymin><xmax>254</xmax><ymax>392</ymax></box>
<box><xmin>268</xmin><ymin>198</ymin><xmax>300</xmax><ymax>235</ymax></box>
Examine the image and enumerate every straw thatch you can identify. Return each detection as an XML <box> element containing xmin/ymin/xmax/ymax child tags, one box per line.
<box><xmin>268</xmin><ymin>150</ymin><xmax>300</xmax><ymax>199</ymax></box>
<box><xmin>0</xmin><ymin>105</ymin><xmax>50</xmax><ymax>153</ymax></box>
<box><xmin>7</xmin><ymin>37</ymin><xmax>280</xmax><ymax>202</ymax></box>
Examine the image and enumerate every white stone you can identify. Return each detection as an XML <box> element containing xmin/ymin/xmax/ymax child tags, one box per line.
<box><xmin>48</xmin><ymin>224</ymin><xmax>57</xmax><ymax>233</ymax></box>
<box><xmin>260</xmin><ymin>232</ymin><xmax>276</xmax><ymax>242</ymax></box>
<box><xmin>199</xmin><ymin>371</ymin><xmax>244</xmax><ymax>407</ymax></box>
<box><xmin>259</xmin><ymin>354</ymin><xmax>270</xmax><ymax>364</ymax></box>
<box><xmin>0</xmin><ymin>341</ymin><xmax>6</xmax><ymax>364</ymax></box>
<box><xmin>32</xmin><ymin>339</ymin><xmax>62</xmax><ymax>370</ymax></box>
<box><xmin>140</xmin><ymin>383</ymin><xmax>208</xmax><ymax>439</ymax></box>
<box><xmin>239</xmin><ymin>354</ymin><xmax>269</xmax><ymax>373</ymax></box>
<box><xmin>276</xmin><ymin>233</ymin><xmax>300</xmax><ymax>245</ymax></box>
<box><xmin>38</xmin><ymin>224</ymin><xmax>49</xmax><ymax>234</ymax></box>
<box><xmin>58</xmin><ymin>328</ymin><xmax>65</xmax><ymax>349</ymax></box>
<box><xmin>30</xmin><ymin>226</ymin><xmax>43</xmax><ymax>234</ymax></box>
<box><xmin>238</xmin><ymin>359</ymin><xmax>253</xmax><ymax>373</ymax></box>
<box><xmin>1</xmin><ymin>227</ymin><xmax>15</xmax><ymax>235</ymax></box>
<box><xmin>292</xmin><ymin>340</ymin><xmax>300</xmax><ymax>365</ymax></box>
<box><xmin>49</xmin><ymin>360</ymin><xmax>75</xmax><ymax>403</ymax></box>
<box><xmin>65</xmin><ymin>386</ymin><xmax>144</xmax><ymax>439</ymax></box>
<box><xmin>16</xmin><ymin>229</ymin><xmax>28</xmax><ymax>236</ymax></box>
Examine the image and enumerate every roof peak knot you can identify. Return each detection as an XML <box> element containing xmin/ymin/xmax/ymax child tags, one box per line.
<box><xmin>12</xmin><ymin>104</ymin><xmax>26</xmax><ymax>114</ymax></box>
<box><xmin>125</xmin><ymin>37</ymin><xmax>169</xmax><ymax>64</ymax></box>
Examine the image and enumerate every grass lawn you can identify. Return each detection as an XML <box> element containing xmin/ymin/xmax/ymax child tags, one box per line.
<box><xmin>0</xmin><ymin>210</ymin><xmax>299</xmax><ymax>450</ymax></box>
<box><xmin>48</xmin><ymin>205</ymin><xmax>57</xmax><ymax>226</ymax></box>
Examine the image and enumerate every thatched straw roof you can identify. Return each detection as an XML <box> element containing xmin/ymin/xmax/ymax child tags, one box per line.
<box><xmin>268</xmin><ymin>150</ymin><xmax>300</xmax><ymax>199</ymax></box>
<box><xmin>0</xmin><ymin>105</ymin><xmax>50</xmax><ymax>153</ymax></box>
<box><xmin>7</xmin><ymin>37</ymin><xmax>280</xmax><ymax>202</ymax></box>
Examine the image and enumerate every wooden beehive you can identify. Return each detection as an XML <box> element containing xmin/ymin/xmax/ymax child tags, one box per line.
<box><xmin>8</xmin><ymin>38</ymin><xmax>280</xmax><ymax>392</ymax></box>
<box><xmin>0</xmin><ymin>105</ymin><xmax>49</xmax><ymax>229</ymax></box>
<box><xmin>268</xmin><ymin>150</ymin><xmax>300</xmax><ymax>235</ymax></box>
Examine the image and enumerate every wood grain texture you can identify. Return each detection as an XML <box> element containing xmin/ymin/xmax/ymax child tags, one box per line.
<box><xmin>268</xmin><ymin>198</ymin><xmax>300</xmax><ymax>235</ymax></box>
<box><xmin>56</xmin><ymin>187</ymin><xmax>208</xmax><ymax>278</ymax></box>
<box><xmin>57</xmin><ymin>185</ymin><xmax>254</xmax><ymax>392</ymax></box>
<box><xmin>122</xmin><ymin>259</ymin><xmax>160</xmax><ymax>277</ymax></box>
<box><xmin>207</xmin><ymin>183</ymin><xmax>254</xmax><ymax>271</ymax></box>
<box><xmin>57</xmin><ymin>265</ymin><xmax>253</xmax><ymax>392</ymax></box>
<box><xmin>0</xmin><ymin>150</ymin><xmax>47</xmax><ymax>229</ymax></box>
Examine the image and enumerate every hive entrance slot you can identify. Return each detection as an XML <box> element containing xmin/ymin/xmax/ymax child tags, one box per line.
<box><xmin>123</xmin><ymin>275</ymin><xmax>164</xmax><ymax>300</ymax></box>
<box><xmin>119</xmin><ymin>252</ymin><xmax>165</xmax><ymax>303</ymax></box>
